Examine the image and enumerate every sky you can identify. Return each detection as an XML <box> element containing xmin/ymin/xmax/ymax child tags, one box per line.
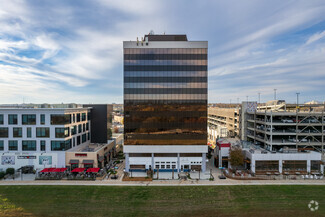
<box><xmin>1</xmin><ymin>0</ymin><xmax>325</xmax><ymax>104</ymax></box>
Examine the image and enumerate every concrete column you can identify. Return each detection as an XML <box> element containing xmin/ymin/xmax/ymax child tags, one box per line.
<box><xmin>177</xmin><ymin>153</ymin><xmax>180</xmax><ymax>172</ymax></box>
<box><xmin>279</xmin><ymin>160</ymin><xmax>283</xmax><ymax>174</ymax></box>
<box><xmin>218</xmin><ymin>151</ymin><xmax>222</xmax><ymax>168</ymax></box>
<box><xmin>151</xmin><ymin>153</ymin><xmax>154</xmax><ymax>170</ymax></box>
<box><xmin>202</xmin><ymin>153</ymin><xmax>206</xmax><ymax>172</ymax></box>
<box><xmin>320</xmin><ymin>164</ymin><xmax>324</xmax><ymax>174</ymax></box>
<box><xmin>125</xmin><ymin>153</ymin><xmax>129</xmax><ymax>172</ymax></box>
<box><xmin>307</xmin><ymin>160</ymin><xmax>311</xmax><ymax>173</ymax></box>
<box><xmin>251</xmin><ymin>160</ymin><xmax>255</xmax><ymax>174</ymax></box>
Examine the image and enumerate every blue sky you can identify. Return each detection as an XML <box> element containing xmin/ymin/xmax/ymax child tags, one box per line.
<box><xmin>1</xmin><ymin>0</ymin><xmax>325</xmax><ymax>104</ymax></box>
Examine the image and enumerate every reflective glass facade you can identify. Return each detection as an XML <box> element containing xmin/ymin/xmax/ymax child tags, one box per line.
<box><xmin>124</xmin><ymin>47</ymin><xmax>207</xmax><ymax>146</ymax></box>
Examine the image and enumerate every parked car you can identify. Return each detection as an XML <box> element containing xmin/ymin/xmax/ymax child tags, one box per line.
<box><xmin>288</xmin><ymin>138</ymin><xmax>297</xmax><ymax>142</ymax></box>
<box><xmin>281</xmin><ymin>119</ymin><xmax>294</xmax><ymax>123</ymax></box>
<box><xmin>218</xmin><ymin>175</ymin><xmax>226</xmax><ymax>179</ymax></box>
<box><xmin>300</xmin><ymin>138</ymin><xmax>308</xmax><ymax>142</ymax></box>
<box><xmin>111</xmin><ymin>175</ymin><xmax>118</xmax><ymax>179</ymax></box>
<box><xmin>17</xmin><ymin>166</ymin><xmax>34</xmax><ymax>174</ymax></box>
<box><xmin>266</xmin><ymin>127</ymin><xmax>275</xmax><ymax>131</ymax></box>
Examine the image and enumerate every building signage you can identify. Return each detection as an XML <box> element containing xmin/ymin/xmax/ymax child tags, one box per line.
<box><xmin>1</xmin><ymin>156</ymin><xmax>15</xmax><ymax>165</ymax></box>
<box><xmin>17</xmin><ymin>156</ymin><xmax>36</xmax><ymax>159</ymax></box>
<box><xmin>75</xmin><ymin>153</ymin><xmax>87</xmax><ymax>157</ymax></box>
<box><xmin>39</xmin><ymin>156</ymin><xmax>52</xmax><ymax>165</ymax></box>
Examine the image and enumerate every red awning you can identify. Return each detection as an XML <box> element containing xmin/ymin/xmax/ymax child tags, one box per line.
<box><xmin>40</xmin><ymin>168</ymin><xmax>56</xmax><ymax>173</ymax></box>
<box><xmin>86</xmin><ymin>168</ymin><xmax>100</xmax><ymax>173</ymax></box>
<box><xmin>71</xmin><ymin>168</ymin><xmax>85</xmax><ymax>173</ymax></box>
<box><xmin>52</xmin><ymin>168</ymin><xmax>67</xmax><ymax>172</ymax></box>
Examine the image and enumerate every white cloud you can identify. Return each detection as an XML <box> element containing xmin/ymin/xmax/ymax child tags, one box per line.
<box><xmin>305</xmin><ymin>30</ymin><xmax>325</xmax><ymax>45</ymax></box>
<box><xmin>1</xmin><ymin>0</ymin><xmax>325</xmax><ymax>104</ymax></box>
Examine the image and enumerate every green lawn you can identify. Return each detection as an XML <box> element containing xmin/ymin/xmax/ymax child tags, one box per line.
<box><xmin>0</xmin><ymin>185</ymin><xmax>324</xmax><ymax>217</ymax></box>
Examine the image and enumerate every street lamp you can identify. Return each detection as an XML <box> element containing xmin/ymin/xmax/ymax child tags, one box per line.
<box><xmin>258</xmin><ymin>92</ymin><xmax>261</xmax><ymax>105</ymax></box>
<box><xmin>296</xmin><ymin>92</ymin><xmax>300</xmax><ymax>111</ymax></box>
<box><xmin>274</xmin><ymin>89</ymin><xmax>277</xmax><ymax>100</ymax></box>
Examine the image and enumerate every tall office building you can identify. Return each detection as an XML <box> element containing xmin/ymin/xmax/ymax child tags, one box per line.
<box><xmin>123</xmin><ymin>34</ymin><xmax>208</xmax><ymax>172</ymax></box>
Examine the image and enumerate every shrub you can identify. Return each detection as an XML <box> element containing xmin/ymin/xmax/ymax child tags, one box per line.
<box><xmin>0</xmin><ymin>172</ymin><xmax>5</xmax><ymax>179</ymax></box>
<box><xmin>6</xmin><ymin>168</ymin><xmax>15</xmax><ymax>175</ymax></box>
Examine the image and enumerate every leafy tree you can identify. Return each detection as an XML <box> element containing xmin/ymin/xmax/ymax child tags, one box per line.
<box><xmin>0</xmin><ymin>171</ymin><xmax>5</xmax><ymax>179</ymax></box>
<box><xmin>6</xmin><ymin>168</ymin><xmax>15</xmax><ymax>175</ymax></box>
<box><xmin>229</xmin><ymin>147</ymin><xmax>244</xmax><ymax>171</ymax></box>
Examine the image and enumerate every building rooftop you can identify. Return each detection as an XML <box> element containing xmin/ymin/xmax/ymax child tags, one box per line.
<box><xmin>144</xmin><ymin>34</ymin><xmax>188</xmax><ymax>41</ymax></box>
<box><xmin>68</xmin><ymin>140</ymin><xmax>115</xmax><ymax>152</ymax></box>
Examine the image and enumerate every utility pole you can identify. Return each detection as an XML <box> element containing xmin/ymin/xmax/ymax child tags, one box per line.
<box><xmin>258</xmin><ymin>92</ymin><xmax>261</xmax><ymax>105</ymax></box>
<box><xmin>296</xmin><ymin>92</ymin><xmax>300</xmax><ymax>111</ymax></box>
<box><xmin>274</xmin><ymin>89</ymin><xmax>277</xmax><ymax>100</ymax></box>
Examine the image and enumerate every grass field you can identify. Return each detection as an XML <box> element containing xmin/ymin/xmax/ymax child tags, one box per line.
<box><xmin>0</xmin><ymin>185</ymin><xmax>324</xmax><ymax>217</ymax></box>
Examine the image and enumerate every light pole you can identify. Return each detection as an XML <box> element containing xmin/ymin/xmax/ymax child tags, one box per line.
<box><xmin>274</xmin><ymin>89</ymin><xmax>277</xmax><ymax>100</ymax></box>
<box><xmin>258</xmin><ymin>92</ymin><xmax>261</xmax><ymax>105</ymax></box>
<box><xmin>296</xmin><ymin>92</ymin><xmax>300</xmax><ymax>111</ymax></box>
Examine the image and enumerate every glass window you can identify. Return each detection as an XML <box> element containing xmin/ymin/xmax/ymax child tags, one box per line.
<box><xmin>86</xmin><ymin>123</ymin><xmax>89</xmax><ymax>131</ymax></box>
<box><xmin>36</xmin><ymin>128</ymin><xmax>50</xmax><ymax>138</ymax></box>
<box><xmin>51</xmin><ymin>141</ymin><xmax>66</xmax><ymax>151</ymax></box>
<box><xmin>283</xmin><ymin>160</ymin><xmax>307</xmax><ymax>172</ymax></box>
<box><xmin>71</xmin><ymin>126</ymin><xmax>77</xmax><ymax>135</ymax></box>
<box><xmin>83</xmin><ymin>123</ymin><xmax>86</xmax><ymax>132</ymax></box>
<box><xmin>40</xmin><ymin>114</ymin><xmax>45</xmax><ymax>125</ymax></box>
<box><xmin>82</xmin><ymin>113</ymin><xmax>86</xmax><ymax>121</ymax></box>
<box><xmin>40</xmin><ymin>140</ymin><xmax>46</xmax><ymax>151</ymax></box>
<box><xmin>27</xmin><ymin>127</ymin><xmax>32</xmax><ymax>138</ymax></box>
<box><xmin>51</xmin><ymin>114</ymin><xmax>71</xmax><ymax>125</ymax></box>
<box><xmin>55</xmin><ymin>128</ymin><xmax>67</xmax><ymax>138</ymax></box>
<box><xmin>0</xmin><ymin>115</ymin><xmax>3</xmax><ymax>124</ymax></box>
<box><xmin>0</xmin><ymin>127</ymin><xmax>8</xmax><ymax>138</ymax></box>
<box><xmin>22</xmin><ymin>140</ymin><xmax>36</xmax><ymax>151</ymax></box>
<box><xmin>8</xmin><ymin>114</ymin><xmax>17</xmax><ymax>125</ymax></box>
<box><xmin>77</xmin><ymin>114</ymin><xmax>80</xmax><ymax>122</ymax></box>
<box><xmin>65</xmin><ymin>139</ymin><xmax>71</xmax><ymax>150</ymax></box>
<box><xmin>77</xmin><ymin>136</ymin><xmax>80</xmax><ymax>145</ymax></box>
<box><xmin>78</xmin><ymin>124</ymin><xmax>82</xmax><ymax>133</ymax></box>
<box><xmin>82</xmin><ymin>134</ymin><xmax>86</xmax><ymax>143</ymax></box>
<box><xmin>0</xmin><ymin>140</ymin><xmax>3</xmax><ymax>151</ymax></box>
<box><xmin>13</xmin><ymin>127</ymin><xmax>22</xmax><ymax>137</ymax></box>
<box><xmin>311</xmin><ymin>161</ymin><xmax>320</xmax><ymax>171</ymax></box>
<box><xmin>9</xmin><ymin>140</ymin><xmax>18</xmax><ymax>151</ymax></box>
<box><xmin>22</xmin><ymin>114</ymin><xmax>36</xmax><ymax>125</ymax></box>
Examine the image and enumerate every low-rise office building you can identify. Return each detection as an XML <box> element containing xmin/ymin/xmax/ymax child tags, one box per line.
<box><xmin>65</xmin><ymin>140</ymin><xmax>116</xmax><ymax>170</ymax></box>
<box><xmin>244</xmin><ymin>147</ymin><xmax>323</xmax><ymax>175</ymax></box>
<box><xmin>0</xmin><ymin>107</ymin><xmax>91</xmax><ymax>170</ymax></box>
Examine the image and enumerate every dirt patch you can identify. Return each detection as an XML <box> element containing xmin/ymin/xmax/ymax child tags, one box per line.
<box><xmin>122</xmin><ymin>176</ymin><xmax>152</xmax><ymax>181</ymax></box>
<box><xmin>0</xmin><ymin>195</ymin><xmax>34</xmax><ymax>217</ymax></box>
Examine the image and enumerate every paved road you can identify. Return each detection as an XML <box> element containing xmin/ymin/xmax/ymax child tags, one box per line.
<box><xmin>1</xmin><ymin>178</ymin><xmax>325</xmax><ymax>186</ymax></box>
